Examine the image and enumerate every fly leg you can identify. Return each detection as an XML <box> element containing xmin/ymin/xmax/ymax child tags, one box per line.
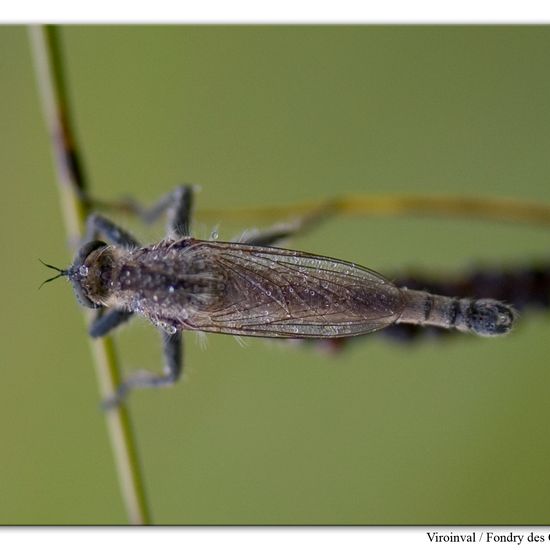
<box><xmin>118</xmin><ymin>184</ymin><xmax>194</xmax><ymax>237</ymax></box>
<box><xmin>98</xmin><ymin>185</ymin><xmax>195</xmax><ymax>236</ymax></box>
<box><xmin>237</xmin><ymin>198</ymin><xmax>334</xmax><ymax>246</ymax></box>
<box><xmin>89</xmin><ymin>309</ymin><xmax>134</xmax><ymax>338</ymax></box>
<box><xmin>102</xmin><ymin>332</ymin><xmax>183</xmax><ymax>409</ymax></box>
<box><xmin>84</xmin><ymin>213</ymin><xmax>141</xmax><ymax>249</ymax></box>
<box><xmin>164</xmin><ymin>185</ymin><xmax>194</xmax><ymax>238</ymax></box>
<box><xmin>239</xmin><ymin>210</ymin><xmax>326</xmax><ymax>246</ymax></box>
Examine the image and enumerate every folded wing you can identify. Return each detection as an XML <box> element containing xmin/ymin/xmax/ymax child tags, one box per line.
<box><xmin>183</xmin><ymin>241</ymin><xmax>404</xmax><ymax>338</ymax></box>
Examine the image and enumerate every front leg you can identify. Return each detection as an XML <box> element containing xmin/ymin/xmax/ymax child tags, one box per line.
<box><xmin>89</xmin><ymin>309</ymin><xmax>134</xmax><ymax>338</ymax></box>
<box><xmin>103</xmin><ymin>331</ymin><xmax>183</xmax><ymax>408</ymax></box>
<box><xmin>165</xmin><ymin>185</ymin><xmax>194</xmax><ymax>238</ymax></box>
<box><xmin>84</xmin><ymin>213</ymin><xmax>141</xmax><ymax>249</ymax></box>
<box><xmin>98</xmin><ymin>184</ymin><xmax>195</xmax><ymax>239</ymax></box>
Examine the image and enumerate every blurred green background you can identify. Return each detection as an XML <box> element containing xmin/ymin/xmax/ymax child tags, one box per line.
<box><xmin>2</xmin><ymin>25</ymin><xmax>550</xmax><ymax>524</ymax></box>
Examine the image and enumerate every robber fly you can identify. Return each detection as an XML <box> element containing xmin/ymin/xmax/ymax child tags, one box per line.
<box><xmin>42</xmin><ymin>186</ymin><xmax>516</xmax><ymax>406</ymax></box>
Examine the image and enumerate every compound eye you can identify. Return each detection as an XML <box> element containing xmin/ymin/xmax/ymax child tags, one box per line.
<box><xmin>74</xmin><ymin>240</ymin><xmax>107</xmax><ymax>267</ymax></box>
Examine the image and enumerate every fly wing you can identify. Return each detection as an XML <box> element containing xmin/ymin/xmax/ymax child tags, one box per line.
<box><xmin>183</xmin><ymin>241</ymin><xmax>404</xmax><ymax>338</ymax></box>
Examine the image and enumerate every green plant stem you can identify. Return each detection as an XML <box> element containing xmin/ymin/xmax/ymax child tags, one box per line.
<box><xmin>195</xmin><ymin>193</ymin><xmax>550</xmax><ymax>227</ymax></box>
<box><xmin>28</xmin><ymin>24</ymin><xmax>151</xmax><ymax>525</ymax></box>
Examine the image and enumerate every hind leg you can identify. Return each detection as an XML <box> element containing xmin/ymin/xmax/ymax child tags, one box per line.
<box><xmin>103</xmin><ymin>332</ymin><xmax>183</xmax><ymax>409</ymax></box>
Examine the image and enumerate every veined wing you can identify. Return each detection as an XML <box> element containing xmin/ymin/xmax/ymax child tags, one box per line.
<box><xmin>183</xmin><ymin>241</ymin><xmax>404</xmax><ymax>338</ymax></box>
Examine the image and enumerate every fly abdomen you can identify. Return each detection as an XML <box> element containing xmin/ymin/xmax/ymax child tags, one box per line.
<box><xmin>397</xmin><ymin>288</ymin><xmax>516</xmax><ymax>337</ymax></box>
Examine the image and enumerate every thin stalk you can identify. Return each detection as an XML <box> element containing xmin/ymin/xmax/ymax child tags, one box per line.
<box><xmin>194</xmin><ymin>193</ymin><xmax>550</xmax><ymax>228</ymax></box>
<box><xmin>28</xmin><ymin>25</ymin><xmax>151</xmax><ymax>525</ymax></box>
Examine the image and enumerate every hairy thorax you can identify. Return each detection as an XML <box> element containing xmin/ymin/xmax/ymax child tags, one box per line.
<box><xmin>101</xmin><ymin>239</ymin><xmax>228</xmax><ymax>331</ymax></box>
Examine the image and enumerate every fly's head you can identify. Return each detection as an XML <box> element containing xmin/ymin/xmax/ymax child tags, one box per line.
<box><xmin>41</xmin><ymin>240</ymin><xmax>115</xmax><ymax>309</ymax></box>
<box><xmin>67</xmin><ymin>240</ymin><xmax>115</xmax><ymax>308</ymax></box>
